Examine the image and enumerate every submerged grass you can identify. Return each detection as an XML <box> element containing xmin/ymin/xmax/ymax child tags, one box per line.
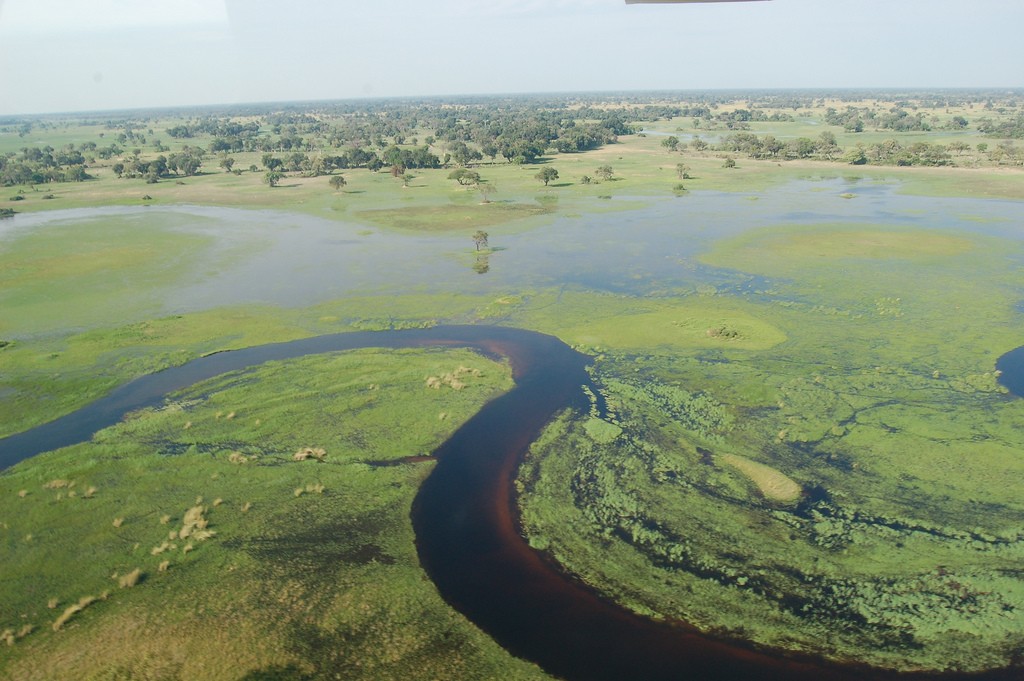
<box><xmin>0</xmin><ymin>212</ymin><xmax>217</xmax><ymax>336</ymax></box>
<box><xmin>0</xmin><ymin>292</ymin><xmax>523</xmax><ymax>438</ymax></box>
<box><xmin>516</xmin><ymin>220</ymin><xmax>1024</xmax><ymax>673</ymax></box>
<box><xmin>1</xmin><ymin>107</ymin><xmax>1022</xmax><ymax>677</ymax></box>
<box><xmin>356</xmin><ymin>201</ymin><xmax>551</xmax><ymax>231</ymax></box>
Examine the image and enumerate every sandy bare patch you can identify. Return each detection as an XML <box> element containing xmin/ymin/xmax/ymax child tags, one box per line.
<box><xmin>719</xmin><ymin>453</ymin><xmax>802</xmax><ymax>502</ymax></box>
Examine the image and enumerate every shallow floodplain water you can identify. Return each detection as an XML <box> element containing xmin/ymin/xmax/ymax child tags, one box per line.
<box><xmin>2</xmin><ymin>179</ymin><xmax>1023</xmax><ymax>337</ymax></box>
<box><xmin>3</xmin><ymin>178</ymin><xmax>1024</xmax><ymax>677</ymax></box>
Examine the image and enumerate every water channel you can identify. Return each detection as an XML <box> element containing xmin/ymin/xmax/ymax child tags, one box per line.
<box><xmin>3</xmin><ymin>180</ymin><xmax>1023</xmax><ymax>678</ymax></box>
<box><xmin>2</xmin><ymin>326</ymin><xmax>1022</xmax><ymax>680</ymax></box>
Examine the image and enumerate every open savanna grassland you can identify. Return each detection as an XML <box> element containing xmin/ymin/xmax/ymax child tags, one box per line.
<box><xmin>0</xmin><ymin>346</ymin><xmax>559</xmax><ymax>681</ymax></box>
<box><xmin>3</xmin><ymin>93</ymin><xmax>1022</xmax><ymax>232</ymax></box>
<box><xmin>516</xmin><ymin>222</ymin><xmax>1024</xmax><ymax>673</ymax></box>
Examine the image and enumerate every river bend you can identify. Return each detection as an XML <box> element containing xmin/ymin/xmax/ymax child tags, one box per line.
<box><xmin>2</xmin><ymin>327</ymin><xmax>1022</xmax><ymax>681</ymax></box>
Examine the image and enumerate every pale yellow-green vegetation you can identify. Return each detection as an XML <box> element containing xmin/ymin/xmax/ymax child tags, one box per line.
<box><xmin>716</xmin><ymin>452</ymin><xmax>802</xmax><ymax>502</ymax></box>
<box><xmin>356</xmin><ymin>201</ymin><xmax>551</xmax><ymax>232</ymax></box>
<box><xmin>52</xmin><ymin>594</ymin><xmax>106</xmax><ymax>631</ymax></box>
<box><xmin>520</xmin><ymin>290</ymin><xmax>786</xmax><ymax>353</ymax></box>
<box><xmin>425</xmin><ymin>365</ymin><xmax>483</xmax><ymax>391</ymax></box>
<box><xmin>291</xmin><ymin>446</ymin><xmax>327</xmax><ymax>461</ymax></box>
<box><xmin>117</xmin><ymin>569</ymin><xmax>142</xmax><ymax>589</ymax></box>
<box><xmin>704</xmin><ymin>224</ymin><xmax>974</xmax><ymax>273</ymax></box>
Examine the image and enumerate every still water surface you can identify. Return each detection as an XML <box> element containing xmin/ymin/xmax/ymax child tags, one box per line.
<box><xmin>2</xmin><ymin>179</ymin><xmax>1022</xmax><ymax>333</ymax></box>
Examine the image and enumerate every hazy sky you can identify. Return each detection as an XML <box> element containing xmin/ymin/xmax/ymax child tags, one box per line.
<box><xmin>1</xmin><ymin>0</ymin><xmax>1022</xmax><ymax>115</ymax></box>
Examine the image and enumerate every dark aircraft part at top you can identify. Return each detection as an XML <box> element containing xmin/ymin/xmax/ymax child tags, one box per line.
<box><xmin>626</xmin><ymin>0</ymin><xmax>768</xmax><ymax>4</ymax></box>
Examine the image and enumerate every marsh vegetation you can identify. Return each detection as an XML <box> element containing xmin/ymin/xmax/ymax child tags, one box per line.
<box><xmin>1</xmin><ymin>89</ymin><xmax>1023</xmax><ymax>679</ymax></box>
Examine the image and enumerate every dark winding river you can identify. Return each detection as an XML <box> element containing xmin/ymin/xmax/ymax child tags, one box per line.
<box><xmin>1</xmin><ymin>326</ymin><xmax>1021</xmax><ymax>681</ymax></box>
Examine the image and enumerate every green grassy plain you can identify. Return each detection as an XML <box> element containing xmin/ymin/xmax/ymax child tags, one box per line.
<box><xmin>3</xmin><ymin>99</ymin><xmax>1022</xmax><ymax>230</ymax></box>
<box><xmin>2</xmin><ymin>95</ymin><xmax>1023</xmax><ymax>679</ymax></box>
<box><xmin>0</xmin><ymin>348</ymin><xmax>551</xmax><ymax>681</ymax></box>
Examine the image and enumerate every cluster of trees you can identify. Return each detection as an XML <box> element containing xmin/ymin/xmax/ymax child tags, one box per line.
<box><xmin>580</xmin><ymin>166</ymin><xmax>615</xmax><ymax>185</ymax></box>
<box><xmin>718</xmin><ymin>131</ymin><xmax>841</xmax><ymax>160</ymax></box>
<box><xmin>977</xmin><ymin>114</ymin><xmax>1024</xmax><ymax>139</ymax></box>
<box><xmin>0</xmin><ymin>145</ymin><xmax>91</xmax><ymax>185</ymax></box>
<box><xmin>842</xmin><ymin>140</ymin><xmax>953</xmax><ymax>167</ymax></box>
<box><xmin>166</xmin><ymin>119</ymin><xmax>260</xmax><ymax>140</ymax></box>
<box><xmin>113</xmin><ymin>147</ymin><xmax>205</xmax><ymax>182</ymax></box>
<box><xmin>141</xmin><ymin>99</ymin><xmax>635</xmax><ymax>172</ymax></box>
<box><xmin>428</xmin><ymin>106</ymin><xmax>632</xmax><ymax>162</ymax></box>
<box><xmin>5</xmin><ymin>91</ymin><xmax>1020</xmax><ymax>190</ymax></box>
<box><xmin>448</xmin><ymin>168</ymin><xmax>481</xmax><ymax>185</ymax></box>
<box><xmin>713</xmin><ymin>130</ymin><xmax>958</xmax><ymax>167</ymax></box>
<box><xmin>825</xmin><ymin>105</ymin><xmax>973</xmax><ymax>133</ymax></box>
<box><xmin>259</xmin><ymin>145</ymin><xmax>440</xmax><ymax>178</ymax></box>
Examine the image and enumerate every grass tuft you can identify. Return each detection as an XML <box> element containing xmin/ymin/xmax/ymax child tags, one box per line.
<box><xmin>292</xmin><ymin>447</ymin><xmax>326</xmax><ymax>462</ymax></box>
<box><xmin>52</xmin><ymin>595</ymin><xmax>99</xmax><ymax>631</ymax></box>
<box><xmin>118</xmin><ymin>568</ymin><xmax>142</xmax><ymax>589</ymax></box>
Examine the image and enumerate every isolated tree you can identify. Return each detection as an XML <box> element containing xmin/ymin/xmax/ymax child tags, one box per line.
<box><xmin>535</xmin><ymin>167</ymin><xmax>559</xmax><ymax>186</ymax></box>
<box><xmin>329</xmin><ymin>174</ymin><xmax>346</xmax><ymax>190</ymax></box>
<box><xmin>675</xmin><ymin>163</ymin><xmax>690</xmax><ymax>180</ymax></box>
<box><xmin>661</xmin><ymin>136</ymin><xmax>680</xmax><ymax>152</ymax></box>
<box><xmin>401</xmin><ymin>173</ymin><xmax>414</xmax><ymax>187</ymax></box>
<box><xmin>448</xmin><ymin>168</ymin><xmax>481</xmax><ymax>186</ymax></box>
<box><xmin>219</xmin><ymin>157</ymin><xmax>235</xmax><ymax>173</ymax></box>
<box><xmin>478</xmin><ymin>182</ymin><xmax>496</xmax><ymax>203</ymax></box>
<box><xmin>264</xmin><ymin>170</ymin><xmax>284</xmax><ymax>187</ymax></box>
<box><xmin>580</xmin><ymin>175</ymin><xmax>593</xmax><ymax>185</ymax></box>
<box><xmin>722</xmin><ymin>156</ymin><xmax>737</xmax><ymax>169</ymax></box>
<box><xmin>472</xmin><ymin>230</ymin><xmax>489</xmax><ymax>251</ymax></box>
<box><xmin>595</xmin><ymin>165</ymin><xmax>614</xmax><ymax>181</ymax></box>
<box><xmin>691</xmin><ymin>137</ymin><xmax>708</xmax><ymax>152</ymax></box>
